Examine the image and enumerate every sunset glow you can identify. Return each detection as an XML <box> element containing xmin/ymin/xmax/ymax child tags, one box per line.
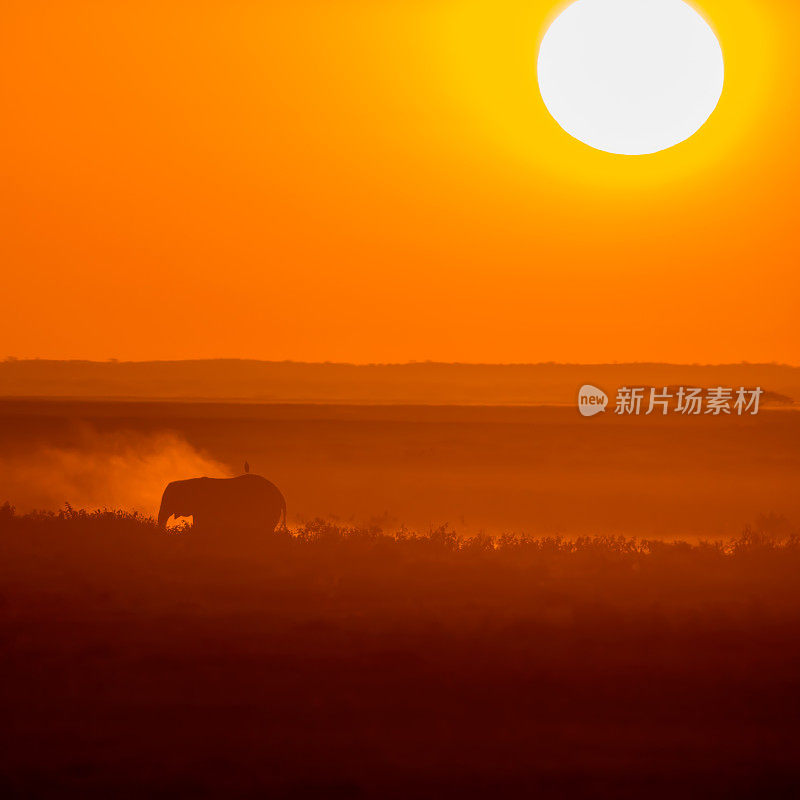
<box><xmin>3</xmin><ymin>3</ymin><xmax>800</xmax><ymax>794</ymax></box>
<box><xmin>0</xmin><ymin>1</ymin><xmax>794</xmax><ymax>363</ymax></box>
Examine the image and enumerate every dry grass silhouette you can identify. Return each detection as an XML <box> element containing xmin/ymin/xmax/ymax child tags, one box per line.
<box><xmin>2</xmin><ymin>504</ymin><xmax>800</xmax><ymax>797</ymax></box>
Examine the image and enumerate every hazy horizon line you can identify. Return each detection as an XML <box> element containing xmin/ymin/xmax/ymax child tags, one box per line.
<box><xmin>4</xmin><ymin>357</ymin><xmax>800</xmax><ymax>369</ymax></box>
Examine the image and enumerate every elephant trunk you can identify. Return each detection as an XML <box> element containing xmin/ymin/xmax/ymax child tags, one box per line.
<box><xmin>157</xmin><ymin>500</ymin><xmax>171</xmax><ymax>528</ymax></box>
<box><xmin>157</xmin><ymin>484</ymin><xmax>173</xmax><ymax>528</ymax></box>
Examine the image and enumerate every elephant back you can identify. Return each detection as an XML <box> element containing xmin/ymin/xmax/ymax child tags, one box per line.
<box><xmin>213</xmin><ymin>473</ymin><xmax>285</xmax><ymax>533</ymax></box>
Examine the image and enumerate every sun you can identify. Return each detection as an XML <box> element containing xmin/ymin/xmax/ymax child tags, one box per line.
<box><xmin>537</xmin><ymin>0</ymin><xmax>724</xmax><ymax>155</ymax></box>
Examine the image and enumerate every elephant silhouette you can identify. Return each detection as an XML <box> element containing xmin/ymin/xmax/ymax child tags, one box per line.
<box><xmin>157</xmin><ymin>472</ymin><xmax>286</xmax><ymax>534</ymax></box>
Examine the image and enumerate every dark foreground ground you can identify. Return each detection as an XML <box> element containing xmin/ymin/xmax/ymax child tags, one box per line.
<box><xmin>2</xmin><ymin>508</ymin><xmax>800</xmax><ymax>798</ymax></box>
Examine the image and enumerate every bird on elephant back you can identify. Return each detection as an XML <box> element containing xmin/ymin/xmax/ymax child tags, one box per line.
<box><xmin>157</xmin><ymin>464</ymin><xmax>286</xmax><ymax>539</ymax></box>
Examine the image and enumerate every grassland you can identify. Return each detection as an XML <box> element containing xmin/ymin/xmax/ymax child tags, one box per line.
<box><xmin>2</xmin><ymin>506</ymin><xmax>800</xmax><ymax>797</ymax></box>
<box><xmin>3</xmin><ymin>399</ymin><xmax>799</xmax><ymax>540</ymax></box>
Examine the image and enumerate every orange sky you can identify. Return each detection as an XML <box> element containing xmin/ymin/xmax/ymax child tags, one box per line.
<box><xmin>2</xmin><ymin>0</ymin><xmax>797</xmax><ymax>364</ymax></box>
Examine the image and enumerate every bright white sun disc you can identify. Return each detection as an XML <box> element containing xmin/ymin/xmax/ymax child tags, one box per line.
<box><xmin>537</xmin><ymin>0</ymin><xmax>724</xmax><ymax>155</ymax></box>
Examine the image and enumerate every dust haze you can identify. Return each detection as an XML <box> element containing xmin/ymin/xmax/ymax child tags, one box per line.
<box><xmin>1</xmin><ymin>400</ymin><xmax>798</xmax><ymax>539</ymax></box>
<box><xmin>0</xmin><ymin>427</ymin><xmax>230</xmax><ymax>515</ymax></box>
